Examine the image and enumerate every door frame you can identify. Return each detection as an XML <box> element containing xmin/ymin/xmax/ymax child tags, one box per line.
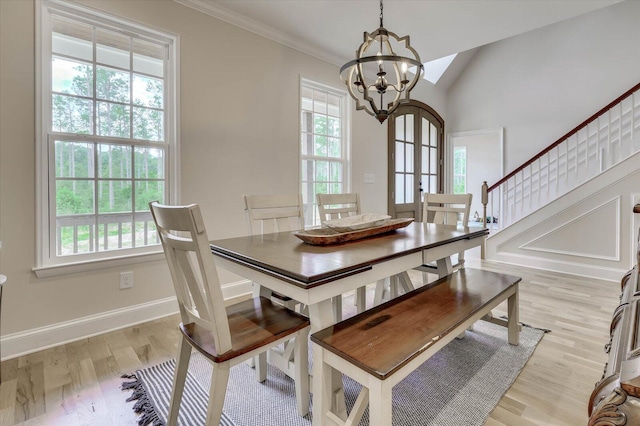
<box><xmin>446</xmin><ymin>128</ymin><xmax>504</xmax><ymax>224</ymax></box>
<box><xmin>387</xmin><ymin>100</ymin><xmax>445</xmax><ymax>220</ymax></box>
<box><xmin>445</xmin><ymin>128</ymin><xmax>504</xmax><ymax>193</ymax></box>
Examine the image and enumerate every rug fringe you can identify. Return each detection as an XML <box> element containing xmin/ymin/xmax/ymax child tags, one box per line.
<box><xmin>499</xmin><ymin>316</ymin><xmax>552</xmax><ymax>333</ymax></box>
<box><xmin>122</xmin><ymin>374</ymin><xmax>166</xmax><ymax>426</ymax></box>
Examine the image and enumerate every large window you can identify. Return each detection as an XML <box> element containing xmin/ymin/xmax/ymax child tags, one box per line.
<box><xmin>300</xmin><ymin>79</ymin><xmax>350</xmax><ymax>227</ymax></box>
<box><xmin>37</xmin><ymin>1</ymin><xmax>178</xmax><ymax>272</ymax></box>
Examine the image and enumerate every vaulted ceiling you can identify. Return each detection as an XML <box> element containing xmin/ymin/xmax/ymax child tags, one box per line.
<box><xmin>176</xmin><ymin>0</ymin><xmax>621</xmax><ymax>68</ymax></box>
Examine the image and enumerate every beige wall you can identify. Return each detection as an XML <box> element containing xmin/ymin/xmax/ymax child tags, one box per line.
<box><xmin>446</xmin><ymin>0</ymin><xmax>640</xmax><ymax>174</ymax></box>
<box><xmin>2</xmin><ymin>0</ymin><xmax>632</xmax><ymax>357</ymax></box>
<box><xmin>0</xmin><ymin>0</ymin><xmax>446</xmax><ymax>355</ymax></box>
<box><xmin>444</xmin><ymin>0</ymin><xmax>640</xmax><ymax>279</ymax></box>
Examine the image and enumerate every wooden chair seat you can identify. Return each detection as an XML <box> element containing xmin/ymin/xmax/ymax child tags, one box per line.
<box><xmin>150</xmin><ymin>202</ymin><xmax>311</xmax><ymax>425</ymax></box>
<box><xmin>181</xmin><ymin>296</ymin><xmax>309</xmax><ymax>363</ymax></box>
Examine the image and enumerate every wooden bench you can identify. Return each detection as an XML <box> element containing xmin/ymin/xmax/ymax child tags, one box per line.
<box><xmin>310</xmin><ymin>268</ymin><xmax>520</xmax><ymax>426</ymax></box>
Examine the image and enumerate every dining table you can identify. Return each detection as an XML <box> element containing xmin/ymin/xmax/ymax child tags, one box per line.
<box><xmin>210</xmin><ymin>221</ymin><xmax>488</xmax><ymax>426</ymax></box>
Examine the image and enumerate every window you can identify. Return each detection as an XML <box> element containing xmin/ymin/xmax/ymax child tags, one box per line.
<box><xmin>37</xmin><ymin>1</ymin><xmax>178</xmax><ymax>272</ymax></box>
<box><xmin>453</xmin><ymin>146</ymin><xmax>467</xmax><ymax>194</ymax></box>
<box><xmin>300</xmin><ymin>79</ymin><xmax>350</xmax><ymax>227</ymax></box>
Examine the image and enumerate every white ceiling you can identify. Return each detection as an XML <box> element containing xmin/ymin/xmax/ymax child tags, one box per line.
<box><xmin>177</xmin><ymin>0</ymin><xmax>622</xmax><ymax>68</ymax></box>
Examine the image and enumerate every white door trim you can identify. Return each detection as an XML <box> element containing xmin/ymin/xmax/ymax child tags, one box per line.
<box><xmin>445</xmin><ymin>128</ymin><xmax>504</xmax><ymax>194</ymax></box>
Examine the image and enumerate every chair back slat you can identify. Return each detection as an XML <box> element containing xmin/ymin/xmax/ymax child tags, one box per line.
<box><xmin>174</xmin><ymin>249</ymin><xmax>211</xmax><ymax>321</ymax></box>
<box><xmin>317</xmin><ymin>193</ymin><xmax>361</xmax><ymax>224</ymax></box>
<box><xmin>150</xmin><ymin>202</ymin><xmax>232</xmax><ymax>354</ymax></box>
<box><xmin>420</xmin><ymin>193</ymin><xmax>473</xmax><ymax>268</ymax></box>
<box><xmin>423</xmin><ymin>193</ymin><xmax>472</xmax><ymax>226</ymax></box>
<box><xmin>244</xmin><ymin>194</ymin><xmax>304</xmax><ymax>235</ymax></box>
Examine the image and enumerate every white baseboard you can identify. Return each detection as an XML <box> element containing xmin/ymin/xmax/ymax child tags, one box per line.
<box><xmin>1</xmin><ymin>279</ymin><xmax>253</xmax><ymax>361</ymax></box>
<box><xmin>221</xmin><ymin>279</ymin><xmax>253</xmax><ymax>301</ymax></box>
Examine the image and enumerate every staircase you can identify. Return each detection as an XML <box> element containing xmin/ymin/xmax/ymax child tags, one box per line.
<box><xmin>480</xmin><ymin>82</ymin><xmax>640</xmax><ymax>280</ymax></box>
<box><xmin>482</xmin><ymin>82</ymin><xmax>640</xmax><ymax>232</ymax></box>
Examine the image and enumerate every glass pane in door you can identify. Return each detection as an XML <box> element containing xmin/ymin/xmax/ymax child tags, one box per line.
<box><xmin>405</xmin><ymin>174</ymin><xmax>414</xmax><ymax>203</ymax></box>
<box><xmin>406</xmin><ymin>114</ymin><xmax>414</xmax><ymax>142</ymax></box>
<box><xmin>396</xmin><ymin>115</ymin><xmax>405</xmax><ymax>140</ymax></box>
<box><xmin>395</xmin><ymin>173</ymin><xmax>405</xmax><ymax>204</ymax></box>
<box><xmin>405</xmin><ymin>144</ymin><xmax>414</xmax><ymax>173</ymax></box>
<box><xmin>396</xmin><ymin>141</ymin><xmax>405</xmax><ymax>172</ymax></box>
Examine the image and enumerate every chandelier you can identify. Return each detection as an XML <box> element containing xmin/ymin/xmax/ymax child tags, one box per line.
<box><xmin>340</xmin><ymin>0</ymin><xmax>424</xmax><ymax>124</ymax></box>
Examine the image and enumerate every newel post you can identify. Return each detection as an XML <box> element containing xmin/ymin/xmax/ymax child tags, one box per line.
<box><xmin>481</xmin><ymin>181</ymin><xmax>488</xmax><ymax>259</ymax></box>
<box><xmin>481</xmin><ymin>181</ymin><xmax>488</xmax><ymax>228</ymax></box>
<box><xmin>634</xmin><ymin>203</ymin><xmax>640</xmax><ymax>266</ymax></box>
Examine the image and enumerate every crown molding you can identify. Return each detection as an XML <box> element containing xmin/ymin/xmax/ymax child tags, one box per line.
<box><xmin>173</xmin><ymin>0</ymin><xmax>342</xmax><ymax>67</ymax></box>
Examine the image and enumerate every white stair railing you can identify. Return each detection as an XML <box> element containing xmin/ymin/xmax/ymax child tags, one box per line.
<box><xmin>482</xmin><ymin>83</ymin><xmax>640</xmax><ymax>233</ymax></box>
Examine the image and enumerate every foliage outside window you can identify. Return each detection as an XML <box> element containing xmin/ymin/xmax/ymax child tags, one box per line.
<box><xmin>453</xmin><ymin>146</ymin><xmax>467</xmax><ymax>194</ymax></box>
<box><xmin>38</xmin><ymin>1</ymin><xmax>177</xmax><ymax>268</ymax></box>
<box><xmin>300</xmin><ymin>79</ymin><xmax>350</xmax><ymax>227</ymax></box>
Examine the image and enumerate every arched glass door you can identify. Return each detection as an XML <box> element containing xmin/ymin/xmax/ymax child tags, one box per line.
<box><xmin>388</xmin><ymin>102</ymin><xmax>444</xmax><ymax>220</ymax></box>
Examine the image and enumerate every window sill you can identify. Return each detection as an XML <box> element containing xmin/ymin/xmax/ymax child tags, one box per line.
<box><xmin>33</xmin><ymin>251</ymin><xmax>165</xmax><ymax>278</ymax></box>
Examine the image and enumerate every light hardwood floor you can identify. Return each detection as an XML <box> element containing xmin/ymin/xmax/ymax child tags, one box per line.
<box><xmin>0</xmin><ymin>258</ymin><xmax>619</xmax><ymax>425</ymax></box>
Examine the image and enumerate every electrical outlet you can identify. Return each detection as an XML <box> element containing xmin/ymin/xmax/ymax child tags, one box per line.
<box><xmin>120</xmin><ymin>271</ymin><xmax>133</xmax><ymax>289</ymax></box>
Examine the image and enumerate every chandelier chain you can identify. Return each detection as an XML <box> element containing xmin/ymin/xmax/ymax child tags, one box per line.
<box><xmin>379</xmin><ymin>0</ymin><xmax>384</xmax><ymax>27</ymax></box>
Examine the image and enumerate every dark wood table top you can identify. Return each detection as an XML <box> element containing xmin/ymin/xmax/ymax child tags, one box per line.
<box><xmin>210</xmin><ymin>222</ymin><xmax>488</xmax><ymax>288</ymax></box>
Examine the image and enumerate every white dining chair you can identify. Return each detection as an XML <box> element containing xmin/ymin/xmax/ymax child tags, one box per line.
<box><xmin>244</xmin><ymin>194</ymin><xmax>307</xmax><ymax>382</ymax></box>
<box><xmin>316</xmin><ymin>193</ymin><xmax>386</xmax><ymax>313</ymax></box>
<box><xmin>245</xmin><ymin>194</ymin><xmax>342</xmax><ymax>318</ymax></box>
<box><xmin>317</xmin><ymin>192</ymin><xmax>361</xmax><ymax>222</ymax></box>
<box><xmin>372</xmin><ymin>194</ymin><xmax>472</xmax><ymax>305</ymax></box>
<box><xmin>415</xmin><ymin>193</ymin><xmax>473</xmax><ymax>280</ymax></box>
<box><xmin>244</xmin><ymin>194</ymin><xmax>307</xmax><ymax>313</ymax></box>
<box><xmin>150</xmin><ymin>201</ymin><xmax>310</xmax><ymax>424</ymax></box>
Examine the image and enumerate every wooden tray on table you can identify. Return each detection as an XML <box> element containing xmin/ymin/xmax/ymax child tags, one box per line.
<box><xmin>294</xmin><ymin>218</ymin><xmax>414</xmax><ymax>245</ymax></box>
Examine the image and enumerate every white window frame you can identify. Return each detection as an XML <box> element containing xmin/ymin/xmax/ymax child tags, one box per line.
<box><xmin>35</xmin><ymin>0</ymin><xmax>180</xmax><ymax>277</ymax></box>
<box><xmin>453</xmin><ymin>145</ymin><xmax>467</xmax><ymax>194</ymax></box>
<box><xmin>299</xmin><ymin>78</ymin><xmax>351</xmax><ymax>228</ymax></box>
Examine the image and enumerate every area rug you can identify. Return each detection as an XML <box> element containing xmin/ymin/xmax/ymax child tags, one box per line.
<box><xmin>123</xmin><ymin>320</ymin><xmax>545</xmax><ymax>425</ymax></box>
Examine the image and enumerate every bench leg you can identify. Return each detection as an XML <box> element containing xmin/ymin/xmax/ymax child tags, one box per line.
<box><xmin>508</xmin><ymin>283</ymin><xmax>519</xmax><ymax>345</ymax></box>
<box><xmin>368</xmin><ymin>378</ymin><xmax>392</xmax><ymax>426</ymax></box>
<box><xmin>312</xmin><ymin>345</ymin><xmax>347</xmax><ymax>426</ymax></box>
